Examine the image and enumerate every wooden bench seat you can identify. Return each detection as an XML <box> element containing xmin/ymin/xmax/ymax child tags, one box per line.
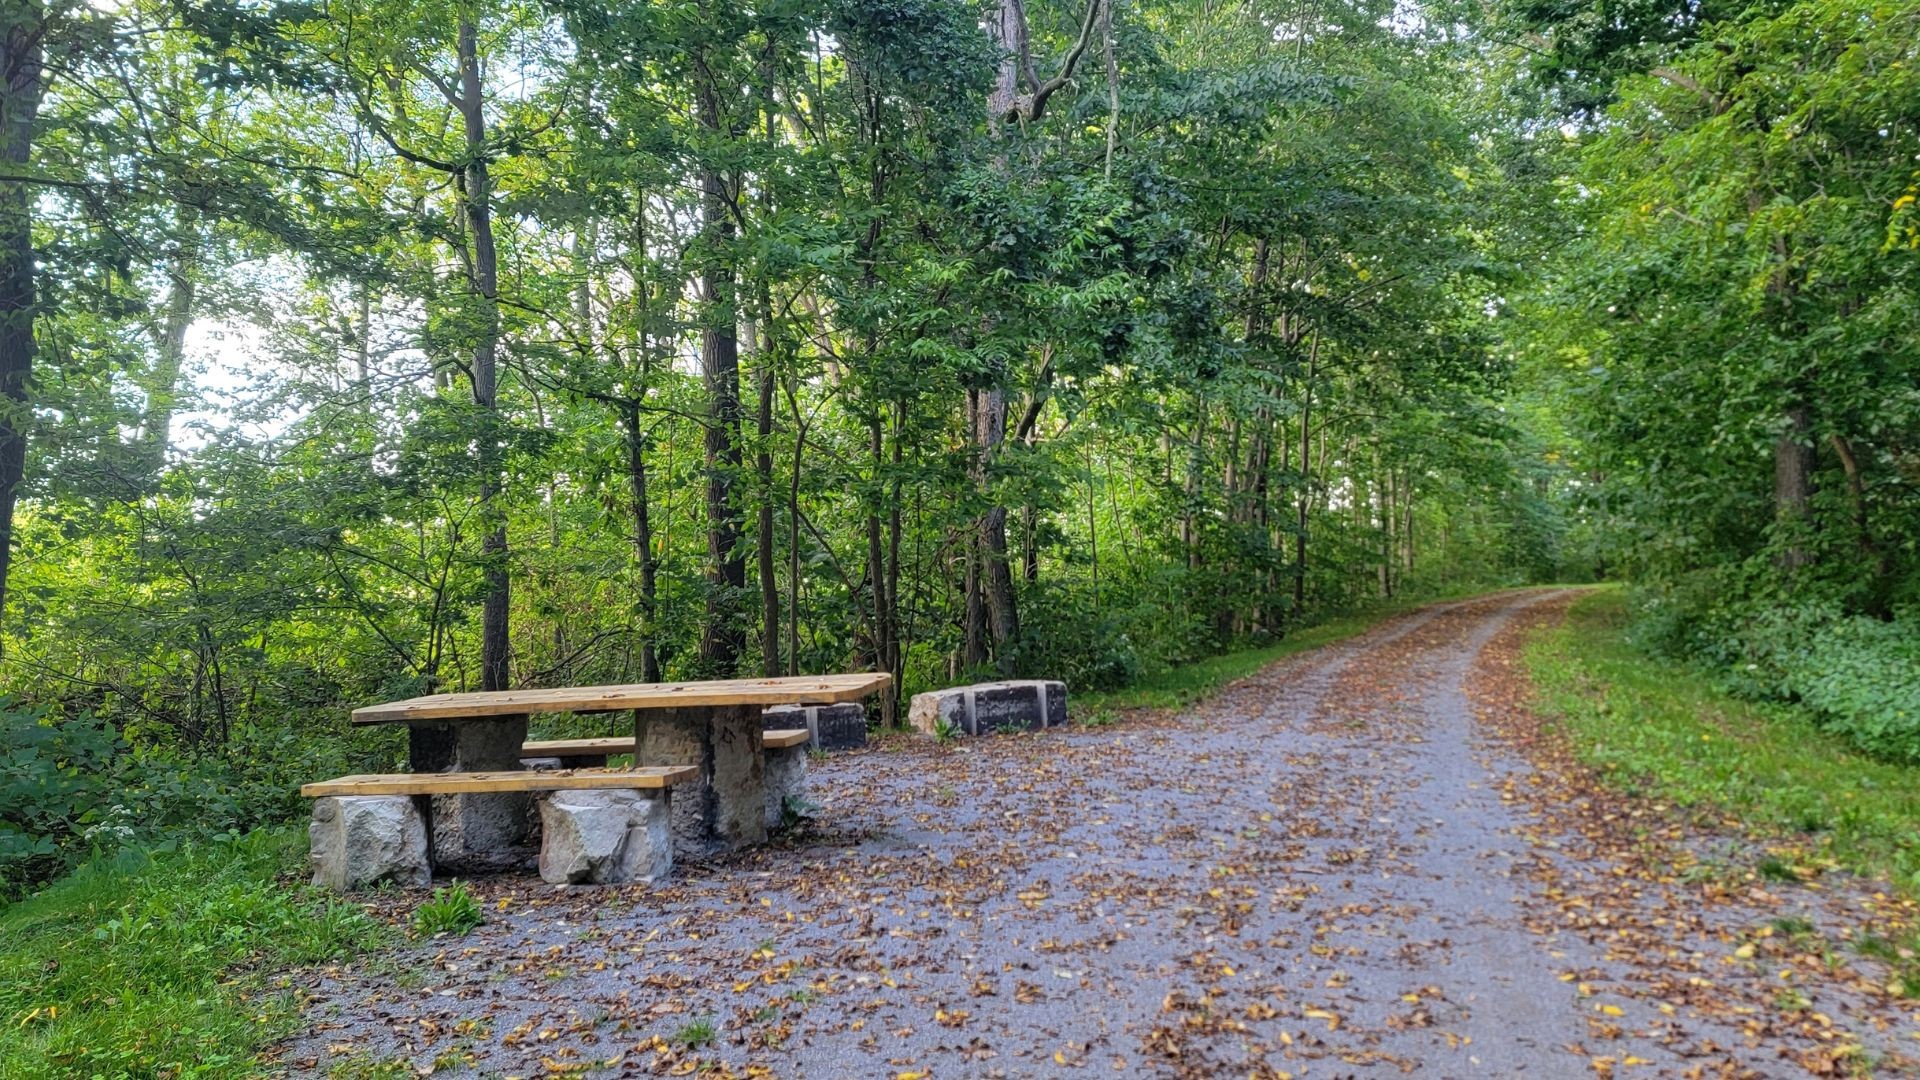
<box><xmin>301</xmin><ymin>765</ymin><xmax>697</xmax><ymax>798</ymax></box>
<box><xmin>520</xmin><ymin>730</ymin><xmax>809</xmax><ymax>762</ymax></box>
<box><xmin>523</xmin><ymin>736</ymin><xmax>636</xmax><ymax>759</ymax></box>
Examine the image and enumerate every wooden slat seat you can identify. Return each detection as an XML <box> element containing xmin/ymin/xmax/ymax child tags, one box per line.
<box><xmin>522</xmin><ymin>737</ymin><xmax>636</xmax><ymax>758</ymax></box>
<box><xmin>520</xmin><ymin>730</ymin><xmax>808</xmax><ymax>759</ymax></box>
<box><xmin>301</xmin><ymin>766</ymin><xmax>698</xmax><ymax>798</ymax></box>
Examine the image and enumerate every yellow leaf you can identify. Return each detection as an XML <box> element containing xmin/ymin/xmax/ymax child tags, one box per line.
<box><xmin>1599</xmin><ymin>1004</ymin><xmax>1624</xmax><ymax>1017</ymax></box>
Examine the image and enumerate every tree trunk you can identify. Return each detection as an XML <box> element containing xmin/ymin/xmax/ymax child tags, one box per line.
<box><xmin>1773</xmin><ymin>405</ymin><xmax>1813</xmax><ymax>571</ymax></box>
<box><xmin>756</xmin><ymin>339</ymin><xmax>779</xmax><ymax>678</ymax></box>
<box><xmin>1291</xmin><ymin>331</ymin><xmax>1318</xmax><ymax>616</ymax></box>
<box><xmin>623</xmin><ymin>401</ymin><xmax>661</xmax><ymax>682</ymax></box>
<box><xmin>696</xmin><ymin>76</ymin><xmax>745</xmax><ymax>677</ymax></box>
<box><xmin>457</xmin><ymin>17</ymin><xmax>509</xmax><ymax>693</ymax></box>
<box><xmin>0</xmin><ymin>4</ymin><xmax>41</xmax><ymax>641</ymax></box>
<box><xmin>138</xmin><ymin>208</ymin><xmax>199</xmax><ymax>474</ymax></box>
<box><xmin>976</xmin><ymin>388</ymin><xmax>1019</xmax><ymax>670</ymax></box>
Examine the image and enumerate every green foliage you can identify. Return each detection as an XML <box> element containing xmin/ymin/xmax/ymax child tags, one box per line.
<box><xmin>779</xmin><ymin>794</ymin><xmax>821</xmax><ymax>830</ymax></box>
<box><xmin>671</xmin><ymin>1016</ymin><xmax>717</xmax><ymax>1050</ymax></box>
<box><xmin>0</xmin><ymin>829</ymin><xmax>387</xmax><ymax>1079</ymax></box>
<box><xmin>0</xmin><ymin>700</ymin><xmax>124</xmax><ymax>895</ymax></box>
<box><xmin>1636</xmin><ymin>583</ymin><xmax>1920</xmax><ymax>763</ymax></box>
<box><xmin>411</xmin><ymin>881</ymin><xmax>483</xmax><ymax>937</ymax></box>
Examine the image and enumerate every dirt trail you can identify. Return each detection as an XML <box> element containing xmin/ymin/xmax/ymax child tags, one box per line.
<box><xmin>286</xmin><ymin>590</ymin><xmax>1919</xmax><ymax>1078</ymax></box>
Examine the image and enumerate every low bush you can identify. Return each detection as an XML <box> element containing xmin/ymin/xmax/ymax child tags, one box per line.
<box><xmin>0</xmin><ymin>696</ymin><xmax>404</xmax><ymax>898</ymax></box>
<box><xmin>1632</xmin><ymin>571</ymin><xmax>1920</xmax><ymax>763</ymax></box>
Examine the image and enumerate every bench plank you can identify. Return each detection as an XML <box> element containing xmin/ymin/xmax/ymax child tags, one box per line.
<box><xmin>522</xmin><ymin>737</ymin><xmax>635</xmax><ymax>757</ymax></box>
<box><xmin>763</xmin><ymin>728</ymin><xmax>810</xmax><ymax>750</ymax></box>
<box><xmin>353</xmin><ymin>673</ymin><xmax>892</xmax><ymax>725</ymax></box>
<box><xmin>301</xmin><ymin>766</ymin><xmax>698</xmax><ymax>798</ymax></box>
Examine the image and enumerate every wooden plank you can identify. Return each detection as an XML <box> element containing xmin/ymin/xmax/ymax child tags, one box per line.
<box><xmin>353</xmin><ymin>672</ymin><xmax>892</xmax><ymax>725</ymax></box>
<box><xmin>763</xmin><ymin>728</ymin><xmax>810</xmax><ymax>750</ymax></box>
<box><xmin>300</xmin><ymin>766</ymin><xmax>698</xmax><ymax>798</ymax></box>
<box><xmin>521</xmin><ymin>737</ymin><xmax>635</xmax><ymax>757</ymax></box>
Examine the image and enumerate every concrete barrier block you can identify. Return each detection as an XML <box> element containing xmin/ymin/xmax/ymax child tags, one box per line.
<box><xmin>908</xmin><ymin>680</ymin><xmax>1068</xmax><ymax>737</ymax></box>
<box><xmin>763</xmin><ymin>702</ymin><xmax>868</xmax><ymax>750</ymax></box>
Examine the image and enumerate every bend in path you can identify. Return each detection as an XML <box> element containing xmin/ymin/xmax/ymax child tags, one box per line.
<box><xmin>286</xmin><ymin>590</ymin><xmax>1917</xmax><ymax>1078</ymax></box>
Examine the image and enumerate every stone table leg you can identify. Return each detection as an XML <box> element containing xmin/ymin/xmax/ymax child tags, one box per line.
<box><xmin>408</xmin><ymin>716</ymin><xmax>535</xmax><ymax>873</ymax></box>
<box><xmin>634</xmin><ymin>705</ymin><xmax>767</xmax><ymax>856</ymax></box>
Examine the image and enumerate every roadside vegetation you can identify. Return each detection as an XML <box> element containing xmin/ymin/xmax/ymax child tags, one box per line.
<box><xmin>0</xmin><ymin>830</ymin><xmax>387</xmax><ymax>1079</ymax></box>
<box><xmin>1526</xmin><ymin>589</ymin><xmax>1920</xmax><ymax>985</ymax></box>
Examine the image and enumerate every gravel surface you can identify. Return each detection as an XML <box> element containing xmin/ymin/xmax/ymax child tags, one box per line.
<box><xmin>282</xmin><ymin>590</ymin><xmax>1920</xmax><ymax>1078</ymax></box>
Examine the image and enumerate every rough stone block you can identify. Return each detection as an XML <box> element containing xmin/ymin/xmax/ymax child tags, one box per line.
<box><xmin>309</xmin><ymin>795</ymin><xmax>430</xmax><ymax>892</ymax></box>
<box><xmin>908</xmin><ymin>680</ymin><xmax>1069</xmax><ymax>737</ymax></box>
<box><xmin>537</xmin><ymin>789</ymin><xmax>673</xmax><ymax>886</ymax></box>
<box><xmin>764</xmin><ymin>744</ymin><xmax>810</xmax><ymax>830</ymax></box>
<box><xmin>763</xmin><ymin>702</ymin><xmax>868</xmax><ymax>751</ymax></box>
<box><xmin>520</xmin><ymin>757</ymin><xmax>566</xmax><ymax>771</ymax></box>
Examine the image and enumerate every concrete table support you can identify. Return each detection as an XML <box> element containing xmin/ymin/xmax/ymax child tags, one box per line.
<box><xmin>634</xmin><ymin>705</ymin><xmax>767</xmax><ymax>857</ymax></box>
<box><xmin>408</xmin><ymin>716</ymin><xmax>535</xmax><ymax>873</ymax></box>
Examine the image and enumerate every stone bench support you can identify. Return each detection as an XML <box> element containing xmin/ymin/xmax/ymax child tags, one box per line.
<box><xmin>537</xmin><ymin>789</ymin><xmax>673</xmax><ymax>886</ymax></box>
<box><xmin>309</xmin><ymin>795</ymin><xmax>431</xmax><ymax>891</ymax></box>
<box><xmin>763</xmin><ymin>743</ymin><xmax>809</xmax><ymax>830</ymax></box>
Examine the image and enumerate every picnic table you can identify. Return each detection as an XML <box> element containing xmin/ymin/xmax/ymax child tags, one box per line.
<box><xmin>351</xmin><ymin>673</ymin><xmax>891</xmax><ymax>859</ymax></box>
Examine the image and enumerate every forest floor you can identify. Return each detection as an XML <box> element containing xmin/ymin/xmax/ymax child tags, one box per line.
<box><xmin>285</xmin><ymin>590</ymin><xmax>1920</xmax><ymax>1079</ymax></box>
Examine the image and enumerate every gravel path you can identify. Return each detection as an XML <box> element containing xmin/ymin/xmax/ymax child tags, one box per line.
<box><xmin>284</xmin><ymin>590</ymin><xmax>1919</xmax><ymax>1078</ymax></box>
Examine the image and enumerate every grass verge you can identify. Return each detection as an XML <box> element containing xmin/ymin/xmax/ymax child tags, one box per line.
<box><xmin>1525</xmin><ymin>587</ymin><xmax>1920</xmax><ymax>987</ymax></box>
<box><xmin>1525</xmin><ymin>588</ymin><xmax>1920</xmax><ymax>886</ymax></box>
<box><xmin>0</xmin><ymin>828</ymin><xmax>389</xmax><ymax>1079</ymax></box>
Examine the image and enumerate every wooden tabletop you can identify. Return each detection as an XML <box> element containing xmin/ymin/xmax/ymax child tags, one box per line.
<box><xmin>352</xmin><ymin>672</ymin><xmax>892</xmax><ymax>725</ymax></box>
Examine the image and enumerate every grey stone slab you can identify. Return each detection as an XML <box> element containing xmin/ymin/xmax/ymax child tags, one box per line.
<box><xmin>309</xmin><ymin>795</ymin><xmax>431</xmax><ymax>892</ymax></box>
<box><xmin>537</xmin><ymin>789</ymin><xmax>672</xmax><ymax>886</ymax></box>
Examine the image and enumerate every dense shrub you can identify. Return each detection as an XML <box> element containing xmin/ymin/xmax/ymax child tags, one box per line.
<box><xmin>0</xmin><ymin>697</ymin><xmax>403</xmax><ymax>898</ymax></box>
<box><xmin>1632</xmin><ymin>578</ymin><xmax>1920</xmax><ymax>763</ymax></box>
<box><xmin>0</xmin><ymin>700</ymin><xmax>124</xmax><ymax>896</ymax></box>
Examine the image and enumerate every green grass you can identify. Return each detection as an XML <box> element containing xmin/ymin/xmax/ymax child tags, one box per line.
<box><xmin>1525</xmin><ymin>587</ymin><xmax>1920</xmax><ymax>990</ymax></box>
<box><xmin>1526</xmin><ymin>588</ymin><xmax>1920</xmax><ymax>885</ymax></box>
<box><xmin>411</xmin><ymin>880</ymin><xmax>483</xmax><ymax>937</ymax></box>
<box><xmin>0</xmin><ymin>828</ymin><xmax>390</xmax><ymax>1079</ymax></box>
<box><xmin>1080</xmin><ymin>586</ymin><xmax>1503</xmax><ymax>714</ymax></box>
